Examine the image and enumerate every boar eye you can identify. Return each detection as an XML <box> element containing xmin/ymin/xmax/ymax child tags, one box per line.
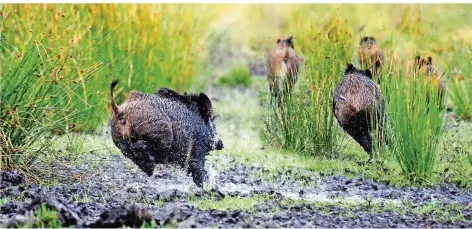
<box><xmin>118</xmin><ymin>115</ymin><xmax>126</xmax><ymax>125</ymax></box>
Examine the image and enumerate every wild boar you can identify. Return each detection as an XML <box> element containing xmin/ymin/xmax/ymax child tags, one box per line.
<box><xmin>267</xmin><ymin>36</ymin><xmax>300</xmax><ymax>97</ymax></box>
<box><xmin>358</xmin><ymin>36</ymin><xmax>384</xmax><ymax>83</ymax></box>
<box><xmin>109</xmin><ymin>80</ymin><xmax>223</xmax><ymax>187</ymax></box>
<box><xmin>333</xmin><ymin>64</ymin><xmax>386</xmax><ymax>161</ymax></box>
<box><xmin>414</xmin><ymin>56</ymin><xmax>446</xmax><ymax>105</ymax></box>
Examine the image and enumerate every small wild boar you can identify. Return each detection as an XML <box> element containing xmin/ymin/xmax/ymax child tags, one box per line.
<box><xmin>109</xmin><ymin>80</ymin><xmax>223</xmax><ymax>187</ymax></box>
<box><xmin>333</xmin><ymin>64</ymin><xmax>386</xmax><ymax>161</ymax></box>
<box><xmin>358</xmin><ymin>36</ymin><xmax>384</xmax><ymax>82</ymax></box>
<box><xmin>414</xmin><ymin>56</ymin><xmax>446</xmax><ymax>103</ymax></box>
<box><xmin>267</xmin><ymin>36</ymin><xmax>300</xmax><ymax>96</ymax></box>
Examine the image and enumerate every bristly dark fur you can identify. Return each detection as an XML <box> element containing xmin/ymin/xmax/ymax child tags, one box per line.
<box><xmin>156</xmin><ymin>88</ymin><xmax>196</xmax><ymax>108</ymax></box>
<box><xmin>344</xmin><ymin>64</ymin><xmax>372</xmax><ymax>79</ymax></box>
<box><xmin>364</xmin><ymin>69</ymin><xmax>373</xmax><ymax>79</ymax></box>
<box><xmin>344</xmin><ymin>63</ymin><xmax>356</xmax><ymax>74</ymax></box>
<box><xmin>110</xmin><ymin>82</ymin><xmax>223</xmax><ymax>187</ymax></box>
<box><xmin>155</xmin><ymin>88</ymin><xmax>214</xmax><ymax>122</ymax></box>
<box><xmin>333</xmin><ymin>64</ymin><xmax>386</xmax><ymax>161</ymax></box>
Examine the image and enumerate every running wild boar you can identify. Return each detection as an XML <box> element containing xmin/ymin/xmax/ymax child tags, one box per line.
<box><xmin>333</xmin><ymin>64</ymin><xmax>386</xmax><ymax>161</ymax></box>
<box><xmin>358</xmin><ymin>36</ymin><xmax>384</xmax><ymax>82</ymax></box>
<box><xmin>267</xmin><ymin>36</ymin><xmax>300</xmax><ymax>96</ymax></box>
<box><xmin>109</xmin><ymin>80</ymin><xmax>223</xmax><ymax>187</ymax></box>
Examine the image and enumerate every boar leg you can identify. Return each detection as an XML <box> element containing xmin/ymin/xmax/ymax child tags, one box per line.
<box><xmin>188</xmin><ymin>144</ymin><xmax>208</xmax><ymax>188</ymax></box>
<box><xmin>344</xmin><ymin>111</ymin><xmax>373</xmax><ymax>161</ymax></box>
<box><xmin>125</xmin><ymin>141</ymin><xmax>157</xmax><ymax>176</ymax></box>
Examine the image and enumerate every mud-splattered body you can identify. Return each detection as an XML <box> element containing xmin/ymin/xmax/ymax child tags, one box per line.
<box><xmin>267</xmin><ymin>36</ymin><xmax>300</xmax><ymax>95</ymax></box>
<box><xmin>333</xmin><ymin>64</ymin><xmax>385</xmax><ymax>159</ymax></box>
<box><xmin>358</xmin><ymin>37</ymin><xmax>384</xmax><ymax>82</ymax></box>
<box><xmin>110</xmin><ymin>80</ymin><xmax>223</xmax><ymax>187</ymax></box>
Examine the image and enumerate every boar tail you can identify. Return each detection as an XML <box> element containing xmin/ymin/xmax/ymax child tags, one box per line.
<box><xmin>110</xmin><ymin>79</ymin><xmax>120</xmax><ymax>115</ymax></box>
<box><xmin>284</xmin><ymin>47</ymin><xmax>289</xmax><ymax>63</ymax></box>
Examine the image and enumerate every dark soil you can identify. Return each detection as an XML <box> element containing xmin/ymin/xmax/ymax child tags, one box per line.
<box><xmin>1</xmin><ymin>156</ymin><xmax>472</xmax><ymax>228</ymax></box>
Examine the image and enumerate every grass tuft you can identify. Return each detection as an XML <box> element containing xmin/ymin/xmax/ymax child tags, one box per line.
<box><xmin>383</xmin><ymin>62</ymin><xmax>446</xmax><ymax>181</ymax></box>
<box><xmin>190</xmin><ymin>194</ymin><xmax>270</xmax><ymax>212</ymax></box>
<box><xmin>0</xmin><ymin>48</ymin><xmax>92</xmax><ymax>180</ymax></box>
<box><xmin>216</xmin><ymin>65</ymin><xmax>252</xmax><ymax>87</ymax></box>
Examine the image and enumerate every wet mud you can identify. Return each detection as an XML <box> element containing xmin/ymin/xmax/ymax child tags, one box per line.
<box><xmin>1</xmin><ymin>156</ymin><xmax>472</xmax><ymax>228</ymax></box>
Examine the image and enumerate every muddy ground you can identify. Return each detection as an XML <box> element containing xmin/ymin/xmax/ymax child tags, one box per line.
<box><xmin>1</xmin><ymin>86</ymin><xmax>472</xmax><ymax>228</ymax></box>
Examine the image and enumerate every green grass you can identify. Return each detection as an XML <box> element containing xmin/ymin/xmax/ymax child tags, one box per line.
<box><xmin>436</xmin><ymin>122</ymin><xmax>472</xmax><ymax>189</ymax></box>
<box><xmin>190</xmin><ymin>194</ymin><xmax>270</xmax><ymax>211</ymax></box>
<box><xmin>0</xmin><ymin>197</ymin><xmax>9</xmax><ymax>207</ymax></box>
<box><xmin>446</xmin><ymin>47</ymin><xmax>472</xmax><ymax>120</ymax></box>
<box><xmin>20</xmin><ymin>203</ymin><xmax>62</xmax><ymax>228</ymax></box>
<box><xmin>140</xmin><ymin>221</ymin><xmax>158</xmax><ymax>228</ymax></box>
<box><xmin>382</xmin><ymin>63</ymin><xmax>446</xmax><ymax>182</ymax></box>
<box><xmin>1</xmin><ymin>4</ymin><xmax>214</xmax><ymax>131</ymax></box>
<box><xmin>0</xmin><ymin>4</ymin><xmax>215</xmax><ymax>177</ymax></box>
<box><xmin>216</xmin><ymin>65</ymin><xmax>252</xmax><ymax>87</ymax></box>
<box><xmin>0</xmin><ymin>48</ymin><xmax>90</xmax><ymax>180</ymax></box>
<box><xmin>414</xmin><ymin>202</ymin><xmax>467</xmax><ymax>223</ymax></box>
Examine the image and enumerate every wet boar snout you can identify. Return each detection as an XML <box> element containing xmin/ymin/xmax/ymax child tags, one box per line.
<box><xmin>216</xmin><ymin>139</ymin><xmax>224</xmax><ymax>150</ymax></box>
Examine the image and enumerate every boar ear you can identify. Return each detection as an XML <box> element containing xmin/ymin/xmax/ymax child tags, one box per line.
<box><xmin>415</xmin><ymin>56</ymin><xmax>421</xmax><ymax>63</ymax></box>
<box><xmin>364</xmin><ymin>69</ymin><xmax>372</xmax><ymax>79</ymax></box>
<box><xmin>276</xmin><ymin>38</ymin><xmax>281</xmax><ymax>44</ymax></box>
<box><xmin>415</xmin><ymin>56</ymin><xmax>422</xmax><ymax>68</ymax></box>
<box><xmin>344</xmin><ymin>63</ymin><xmax>356</xmax><ymax>74</ymax></box>
<box><xmin>287</xmin><ymin>36</ymin><xmax>294</xmax><ymax>48</ymax></box>
<box><xmin>197</xmin><ymin>93</ymin><xmax>213</xmax><ymax>120</ymax></box>
<box><xmin>427</xmin><ymin>56</ymin><xmax>432</xmax><ymax>65</ymax></box>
